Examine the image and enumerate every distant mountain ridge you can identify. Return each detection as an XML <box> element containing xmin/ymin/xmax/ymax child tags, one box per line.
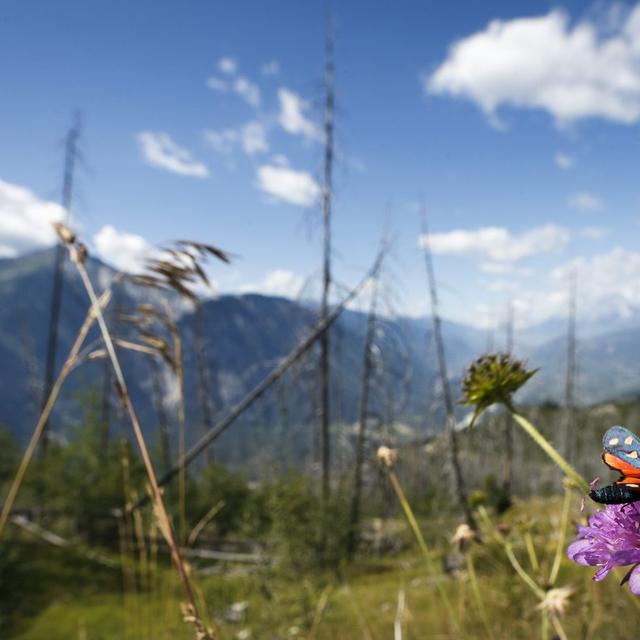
<box><xmin>1</xmin><ymin>248</ymin><xmax>639</xmax><ymax>466</ymax></box>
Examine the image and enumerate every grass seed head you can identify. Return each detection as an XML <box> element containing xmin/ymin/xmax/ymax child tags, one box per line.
<box><xmin>71</xmin><ymin>242</ymin><xmax>88</xmax><ymax>265</ymax></box>
<box><xmin>137</xmin><ymin>239</ymin><xmax>230</xmax><ymax>302</ymax></box>
<box><xmin>53</xmin><ymin>221</ymin><xmax>76</xmax><ymax>245</ymax></box>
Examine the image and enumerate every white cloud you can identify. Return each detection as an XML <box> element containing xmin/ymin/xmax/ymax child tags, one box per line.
<box><xmin>469</xmin><ymin>246</ymin><xmax>640</xmax><ymax>328</ymax></box>
<box><xmin>240</xmin><ymin>269</ymin><xmax>304</xmax><ymax>298</ymax></box>
<box><xmin>256</xmin><ymin>162</ymin><xmax>320</xmax><ymax>207</ymax></box>
<box><xmin>0</xmin><ymin>179</ymin><xmax>65</xmax><ymax>257</ymax></box>
<box><xmin>204</xmin><ymin>121</ymin><xmax>268</xmax><ymax>156</ymax></box>
<box><xmin>261</xmin><ymin>60</ymin><xmax>280</xmax><ymax>77</ymax></box>
<box><xmin>516</xmin><ymin>247</ymin><xmax>640</xmax><ymax>324</ymax></box>
<box><xmin>92</xmin><ymin>224</ymin><xmax>154</xmax><ymax>273</ymax></box>
<box><xmin>207</xmin><ymin>77</ymin><xmax>229</xmax><ymax>92</ymax></box>
<box><xmin>555</xmin><ymin>152</ymin><xmax>574</xmax><ymax>169</ymax></box>
<box><xmin>137</xmin><ymin>132</ymin><xmax>209</xmax><ymax>178</ymax></box>
<box><xmin>426</xmin><ymin>7</ymin><xmax>640</xmax><ymax>126</ymax></box>
<box><xmin>277</xmin><ymin>88</ymin><xmax>321</xmax><ymax>141</ymax></box>
<box><xmin>234</xmin><ymin>77</ymin><xmax>261</xmax><ymax>107</ymax></box>
<box><xmin>551</xmin><ymin>248</ymin><xmax>640</xmax><ymax>316</ymax></box>
<box><xmin>480</xmin><ymin>262</ymin><xmax>514</xmax><ymax>274</ymax></box>
<box><xmin>580</xmin><ymin>225</ymin><xmax>609</xmax><ymax>240</ymax></box>
<box><xmin>241</xmin><ymin>121</ymin><xmax>268</xmax><ymax>155</ymax></box>
<box><xmin>218</xmin><ymin>56</ymin><xmax>238</xmax><ymax>75</ymax></box>
<box><xmin>420</xmin><ymin>224</ymin><xmax>569</xmax><ymax>262</ymax></box>
<box><xmin>270</xmin><ymin>154</ymin><xmax>289</xmax><ymax>167</ymax></box>
<box><xmin>203</xmin><ymin>128</ymin><xmax>238</xmax><ymax>154</ymax></box>
<box><xmin>568</xmin><ymin>191</ymin><xmax>604</xmax><ymax>211</ymax></box>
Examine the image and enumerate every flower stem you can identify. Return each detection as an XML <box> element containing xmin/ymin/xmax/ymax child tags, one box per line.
<box><xmin>386</xmin><ymin>470</ymin><xmax>464</xmax><ymax>638</ymax></box>
<box><xmin>550</xmin><ymin>614</ymin><xmax>568</xmax><ymax>640</ymax></box>
<box><xmin>524</xmin><ymin>532</ymin><xmax>540</xmax><ymax>574</ymax></box>
<box><xmin>465</xmin><ymin>552</ymin><xmax>495</xmax><ymax>640</ymax></box>
<box><xmin>549</xmin><ymin>484</ymin><xmax>572</xmax><ymax>586</ymax></box>
<box><xmin>541</xmin><ymin>610</ymin><xmax>549</xmax><ymax>640</ymax></box>
<box><xmin>506</xmin><ymin>406</ymin><xmax>589</xmax><ymax>493</ymax></box>
<box><xmin>504</xmin><ymin>543</ymin><xmax>546</xmax><ymax>600</ymax></box>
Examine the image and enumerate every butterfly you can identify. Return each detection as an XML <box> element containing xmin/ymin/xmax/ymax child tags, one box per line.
<box><xmin>590</xmin><ymin>426</ymin><xmax>640</xmax><ymax>504</ymax></box>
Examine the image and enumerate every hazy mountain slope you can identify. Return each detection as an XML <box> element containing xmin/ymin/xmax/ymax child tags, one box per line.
<box><xmin>3</xmin><ymin>248</ymin><xmax>638</xmax><ymax>466</ymax></box>
<box><xmin>524</xmin><ymin>329</ymin><xmax>640</xmax><ymax>405</ymax></box>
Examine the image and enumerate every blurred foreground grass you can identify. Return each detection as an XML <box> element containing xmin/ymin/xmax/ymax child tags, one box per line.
<box><xmin>6</xmin><ymin>496</ymin><xmax>640</xmax><ymax>640</ymax></box>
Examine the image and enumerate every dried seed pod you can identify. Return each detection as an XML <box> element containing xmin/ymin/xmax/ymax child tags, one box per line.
<box><xmin>52</xmin><ymin>222</ymin><xmax>76</xmax><ymax>245</ymax></box>
<box><xmin>377</xmin><ymin>446</ymin><xmax>398</xmax><ymax>468</ymax></box>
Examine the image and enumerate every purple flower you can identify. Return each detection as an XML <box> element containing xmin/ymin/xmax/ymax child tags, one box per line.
<box><xmin>568</xmin><ymin>502</ymin><xmax>640</xmax><ymax>594</ymax></box>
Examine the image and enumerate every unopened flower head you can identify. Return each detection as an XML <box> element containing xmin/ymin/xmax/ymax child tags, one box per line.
<box><xmin>568</xmin><ymin>502</ymin><xmax>640</xmax><ymax>594</ymax></box>
<box><xmin>377</xmin><ymin>446</ymin><xmax>398</xmax><ymax>468</ymax></box>
<box><xmin>461</xmin><ymin>353</ymin><xmax>537</xmax><ymax>412</ymax></box>
<box><xmin>451</xmin><ymin>523</ymin><xmax>476</xmax><ymax>550</ymax></box>
<box><xmin>535</xmin><ymin>587</ymin><xmax>573</xmax><ymax>616</ymax></box>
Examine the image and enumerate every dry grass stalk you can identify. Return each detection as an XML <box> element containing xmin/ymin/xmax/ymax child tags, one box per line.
<box><xmin>132</xmin><ymin>240</ymin><xmax>230</xmax><ymax>302</ymax></box>
<box><xmin>132</xmin><ymin>239</ymin><xmax>230</xmax><ymax>545</ymax></box>
<box><xmin>308</xmin><ymin>584</ymin><xmax>334</xmax><ymax>640</ymax></box>
<box><xmin>132</xmin><ymin>248</ymin><xmax>386</xmax><ymax>505</ymax></box>
<box><xmin>394</xmin><ymin>588</ymin><xmax>406</xmax><ymax>640</ymax></box>
<box><xmin>55</xmin><ymin>223</ymin><xmax>216</xmax><ymax>639</ymax></box>
<box><xmin>163</xmin><ymin>301</ymin><xmax>188</xmax><ymax>546</ymax></box>
<box><xmin>188</xmin><ymin>500</ymin><xmax>225</xmax><ymax>547</ymax></box>
<box><xmin>341</xmin><ymin>582</ymin><xmax>374</xmax><ymax>640</ymax></box>
<box><xmin>119</xmin><ymin>300</ymin><xmax>186</xmax><ymax>538</ymax></box>
<box><xmin>0</xmin><ymin>287</ymin><xmax>113</xmax><ymax>538</ymax></box>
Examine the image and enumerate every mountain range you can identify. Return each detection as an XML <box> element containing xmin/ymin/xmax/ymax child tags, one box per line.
<box><xmin>1</xmin><ymin>248</ymin><xmax>640</xmax><ymax>468</ymax></box>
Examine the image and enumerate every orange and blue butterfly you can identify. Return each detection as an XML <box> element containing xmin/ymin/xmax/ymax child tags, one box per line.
<box><xmin>590</xmin><ymin>426</ymin><xmax>640</xmax><ymax>504</ymax></box>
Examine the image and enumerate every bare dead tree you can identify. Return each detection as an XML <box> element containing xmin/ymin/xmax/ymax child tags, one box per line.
<box><xmin>41</xmin><ymin>115</ymin><xmax>81</xmax><ymax>450</ymax></box>
<box><xmin>419</xmin><ymin>207</ymin><xmax>476</xmax><ymax>530</ymax></box>
<box><xmin>563</xmin><ymin>271</ymin><xmax>577</xmax><ymax>463</ymax></box>
<box><xmin>506</xmin><ymin>299</ymin><xmax>514</xmax><ymax>353</ymax></box>
<box><xmin>99</xmin><ymin>356</ymin><xmax>113</xmax><ymax>457</ymax></box>
<box><xmin>277</xmin><ymin>376</ymin><xmax>289</xmax><ymax>434</ymax></box>
<box><xmin>19</xmin><ymin>319</ymin><xmax>43</xmax><ymax>410</ymax></box>
<box><xmin>100</xmin><ymin>289</ymin><xmax>121</xmax><ymax>457</ymax></box>
<box><xmin>194</xmin><ymin>300</ymin><xmax>215</xmax><ymax>464</ymax></box>
<box><xmin>149</xmin><ymin>355</ymin><xmax>172</xmax><ymax>472</ymax></box>
<box><xmin>333</xmin><ymin>319</ymin><xmax>344</xmax><ymax>432</ymax></box>
<box><xmin>486</xmin><ymin>310</ymin><xmax>495</xmax><ymax>353</ymax></box>
<box><xmin>318</xmin><ymin>11</ymin><xmax>335</xmax><ymax>508</ymax></box>
<box><xmin>347</xmin><ymin>268</ymin><xmax>381</xmax><ymax>558</ymax></box>
<box><xmin>502</xmin><ymin>300</ymin><xmax>515</xmax><ymax>503</ymax></box>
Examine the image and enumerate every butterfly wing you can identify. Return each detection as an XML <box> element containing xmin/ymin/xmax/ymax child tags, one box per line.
<box><xmin>602</xmin><ymin>426</ymin><xmax>640</xmax><ymax>484</ymax></box>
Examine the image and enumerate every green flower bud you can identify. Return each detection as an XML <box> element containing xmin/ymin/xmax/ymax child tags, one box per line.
<box><xmin>461</xmin><ymin>353</ymin><xmax>537</xmax><ymax>414</ymax></box>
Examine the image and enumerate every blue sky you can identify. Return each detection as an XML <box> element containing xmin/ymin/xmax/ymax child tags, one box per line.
<box><xmin>2</xmin><ymin>0</ymin><xmax>640</xmax><ymax>332</ymax></box>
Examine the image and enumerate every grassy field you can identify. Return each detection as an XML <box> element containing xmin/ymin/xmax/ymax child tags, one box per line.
<box><xmin>6</xmin><ymin>495</ymin><xmax>640</xmax><ymax>640</ymax></box>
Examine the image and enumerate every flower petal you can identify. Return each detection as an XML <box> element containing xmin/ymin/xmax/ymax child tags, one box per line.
<box><xmin>628</xmin><ymin>565</ymin><xmax>640</xmax><ymax>595</ymax></box>
<box><xmin>567</xmin><ymin>539</ymin><xmax>592</xmax><ymax>565</ymax></box>
<box><xmin>612</xmin><ymin>549</ymin><xmax>640</xmax><ymax>566</ymax></box>
<box><xmin>594</xmin><ymin>563</ymin><xmax>613</xmax><ymax>581</ymax></box>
